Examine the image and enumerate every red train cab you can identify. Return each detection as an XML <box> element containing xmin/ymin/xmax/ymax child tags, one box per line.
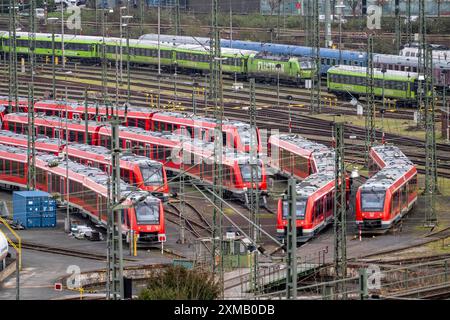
<box><xmin>355</xmin><ymin>145</ymin><xmax>418</xmax><ymax>231</ymax></box>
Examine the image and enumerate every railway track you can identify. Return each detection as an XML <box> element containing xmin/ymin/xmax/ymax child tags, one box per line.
<box><xmin>15</xmin><ymin>241</ymin><xmax>138</xmax><ymax>262</ymax></box>
<box><xmin>1</xmin><ymin>61</ymin><xmax>449</xmax><ymax>179</ymax></box>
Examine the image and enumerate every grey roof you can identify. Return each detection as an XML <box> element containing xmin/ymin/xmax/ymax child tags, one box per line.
<box><xmin>295</xmin><ymin>172</ymin><xmax>335</xmax><ymax>198</ymax></box>
<box><xmin>0</xmin><ymin>143</ymin><xmax>158</xmax><ymax>202</ymax></box>
<box><xmin>361</xmin><ymin>144</ymin><xmax>414</xmax><ymax>192</ymax></box>
<box><xmin>0</xmin><ymin>130</ymin><xmax>162</xmax><ymax>168</ymax></box>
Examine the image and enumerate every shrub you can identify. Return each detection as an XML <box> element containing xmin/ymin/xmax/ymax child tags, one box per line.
<box><xmin>138</xmin><ymin>266</ymin><xmax>221</xmax><ymax>300</ymax></box>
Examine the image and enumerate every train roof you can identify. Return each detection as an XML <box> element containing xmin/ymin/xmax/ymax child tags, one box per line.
<box><xmin>374</xmin><ymin>53</ymin><xmax>450</xmax><ymax>69</ymax></box>
<box><xmin>139</xmin><ymin>33</ymin><xmax>367</xmax><ymax>61</ymax></box>
<box><xmin>361</xmin><ymin>144</ymin><xmax>415</xmax><ymax>192</ymax></box>
<box><xmin>328</xmin><ymin>65</ymin><xmax>419</xmax><ymax>79</ymax></box>
<box><xmin>295</xmin><ymin>172</ymin><xmax>335</xmax><ymax>198</ymax></box>
<box><xmin>0</xmin><ymin>143</ymin><xmax>158</xmax><ymax>202</ymax></box>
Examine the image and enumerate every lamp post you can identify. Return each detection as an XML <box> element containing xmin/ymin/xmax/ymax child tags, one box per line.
<box><xmin>48</xmin><ymin>17</ymin><xmax>59</xmax><ymax>99</ymax></box>
<box><xmin>381</xmin><ymin>66</ymin><xmax>387</xmax><ymax>143</ymax></box>
<box><xmin>61</xmin><ymin>2</ymin><xmax>65</xmax><ymax>69</ymax></box>
<box><xmin>335</xmin><ymin>2</ymin><xmax>346</xmax><ymax>65</ymax></box>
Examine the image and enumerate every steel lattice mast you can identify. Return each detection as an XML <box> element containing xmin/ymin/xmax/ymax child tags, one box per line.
<box><xmin>248</xmin><ymin>78</ymin><xmax>260</xmax><ymax>294</ymax></box>
<box><xmin>8</xmin><ymin>0</ymin><xmax>18</xmax><ymax>114</ymax></box>
<box><xmin>394</xmin><ymin>0</ymin><xmax>401</xmax><ymax>53</ymax></box>
<box><xmin>309</xmin><ymin>0</ymin><xmax>321</xmax><ymax>114</ymax></box>
<box><xmin>333</xmin><ymin>122</ymin><xmax>347</xmax><ymax>291</ymax></box>
<box><xmin>210</xmin><ymin>0</ymin><xmax>224</xmax><ymax>289</ymax></box>
<box><xmin>27</xmin><ymin>0</ymin><xmax>36</xmax><ymax>190</ymax></box>
<box><xmin>419</xmin><ymin>0</ymin><xmax>438</xmax><ymax>226</ymax></box>
<box><xmin>406</xmin><ymin>0</ymin><xmax>412</xmax><ymax>47</ymax></box>
<box><xmin>365</xmin><ymin>34</ymin><xmax>376</xmax><ymax>166</ymax></box>
<box><xmin>417</xmin><ymin>0</ymin><xmax>426</xmax><ymax>128</ymax></box>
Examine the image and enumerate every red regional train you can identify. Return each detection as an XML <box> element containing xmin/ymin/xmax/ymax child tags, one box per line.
<box><xmin>2</xmin><ymin>113</ymin><xmax>267</xmax><ymax>205</ymax></box>
<box><xmin>0</xmin><ymin>130</ymin><xmax>170</xmax><ymax>200</ymax></box>
<box><xmin>355</xmin><ymin>144</ymin><xmax>418</xmax><ymax>231</ymax></box>
<box><xmin>272</xmin><ymin>133</ymin><xmax>349</xmax><ymax>242</ymax></box>
<box><xmin>1</xmin><ymin>98</ymin><xmax>262</xmax><ymax>153</ymax></box>
<box><xmin>0</xmin><ymin>144</ymin><xmax>165</xmax><ymax>242</ymax></box>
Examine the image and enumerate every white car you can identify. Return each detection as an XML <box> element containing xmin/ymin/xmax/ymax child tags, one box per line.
<box><xmin>54</xmin><ymin>0</ymin><xmax>77</xmax><ymax>7</ymax></box>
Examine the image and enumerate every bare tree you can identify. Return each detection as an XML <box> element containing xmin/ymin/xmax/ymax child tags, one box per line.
<box><xmin>268</xmin><ymin>0</ymin><xmax>281</xmax><ymax>15</ymax></box>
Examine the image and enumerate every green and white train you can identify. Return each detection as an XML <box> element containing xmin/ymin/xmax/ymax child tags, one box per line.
<box><xmin>327</xmin><ymin>65</ymin><xmax>420</xmax><ymax>107</ymax></box>
<box><xmin>0</xmin><ymin>31</ymin><xmax>314</xmax><ymax>85</ymax></box>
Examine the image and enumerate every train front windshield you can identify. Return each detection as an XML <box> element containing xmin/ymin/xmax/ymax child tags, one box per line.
<box><xmin>361</xmin><ymin>192</ymin><xmax>386</xmax><ymax>212</ymax></box>
<box><xmin>140</xmin><ymin>165</ymin><xmax>164</xmax><ymax>186</ymax></box>
<box><xmin>135</xmin><ymin>202</ymin><xmax>160</xmax><ymax>225</ymax></box>
<box><xmin>300</xmin><ymin>60</ymin><xmax>313</xmax><ymax>69</ymax></box>
<box><xmin>282</xmin><ymin>199</ymin><xmax>306</xmax><ymax>220</ymax></box>
<box><xmin>238</xmin><ymin>127</ymin><xmax>258</xmax><ymax>148</ymax></box>
<box><xmin>240</xmin><ymin>164</ymin><xmax>262</xmax><ymax>182</ymax></box>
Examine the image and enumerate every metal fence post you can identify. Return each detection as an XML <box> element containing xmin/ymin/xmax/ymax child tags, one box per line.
<box><xmin>359</xmin><ymin>268</ymin><xmax>368</xmax><ymax>300</ymax></box>
<box><xmin>445</xmin><ymin>260</ymin><xmax>448</xmax><ymax>283</ymax></box>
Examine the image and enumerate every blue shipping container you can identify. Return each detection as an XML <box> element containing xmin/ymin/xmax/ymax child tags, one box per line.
<box><xmin>13</xmin><ymin>191</ymin><xmax>57</xmax><ymax>229</ymax></box>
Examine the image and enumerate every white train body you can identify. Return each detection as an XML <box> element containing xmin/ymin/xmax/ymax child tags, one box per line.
<box><xmin>0</xmin><ymin>231</ymin><xmax>8</xmax><ymax>262</ymax></box>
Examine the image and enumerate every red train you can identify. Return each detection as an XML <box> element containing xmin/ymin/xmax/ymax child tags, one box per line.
<box><xmin>272</xmin><ymin>133</ymin><xmax>348</xmax><ymax>242</ymax></box>
<box><xmin>0</xmin><ymin>144</ymin><xmax>166</xmax><ymax>242</ymax></box>
<box><xmin>268</xmin><ymin>133</ymin><xmax>335</xmax><ymax>179</ymax></box>
<box><xmin>3</xmin><ymin>98</ymin><xmax>262</xmax><ymax>153</ymax></box>
<box><xmin>2</xmin><ymin>113</ymin><xmax>267</xmax><ymax>205</ymax></box>
<box><xmin>355</xmin><ymin>145</ymin><xmax>418</xmax><ymax>231</ymax></box>
<box><xmin>0</xmin><ymin>130</ymin><xmax>170</xmax><ymax>200</ymax></box>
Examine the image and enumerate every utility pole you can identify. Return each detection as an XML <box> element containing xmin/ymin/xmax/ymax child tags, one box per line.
<box><xmin>210</xmin><ymin>0</ymin><xmax>224</xmax><ymax>292</ymax></box>
<box><xmin>248</xmin><ymin>78</ymin><xmax>260</xmax><ymax>294</ymax></box>
<box><xmin>324</xmin><ymin>0</ymin><xmax>332</xmax><ymax>47</ymax></box>
<box><xmin>178</xmin><ymin>132</ymin><xmax>186</xmax><ymax>245</ymax></box>
<box><xmin>8</xmin><ymin>0</ymin><xmax>18</xmax><ymax>113</ymax></box>
<box><xmin>333</xmin><ymin>122</ymin><xmax>347</xmax><ymax>296</ymax></box>
<box><xmin>418</xmin><ymin>0</ymin><xmax>426</xmax><ymax>128</ymax></box>
<box><xmin>102</xmin><ymin>8</ymin><xmax>110</xmax><ymax>106</ymax></box>
<box><xmin>27</xmin><ymin>84</ymin><xmax>36</xmax><ymax>190</ymax></box>
<box><xmin>277</xmin><ymin>0</ymin><xmax>281</xmax><ymax>42</ymax></box>
<box><xmin>394</xmin><ymin>0</ymin><xmax>401</xmax><ymax>53</ymax></box>
<box><xmin>304</xmin><ymin>0</ymin><xmax>311</xmax><ymax>47</ymax></box>
<box><xmin>309</xmin><ymin>0</ymin><xmax>321</xmax><ymax>114</ymax></box>
<box><xmin>365</xmin><ymin>34</ymin><xmax>376</xmax><ymax>167</ymax></box>
<box><xmin>27</xmin><ymin>0</ymin><xmax>36</xmax><ymax>190</ymax></box>
<box><xmin>84</xmin><ymin>89</ymin><xmax>89</xmax><ymax>144</ymax></box>
<box><xmin>140</xmin><ymin>0</ymin><xmax>145</xmax><ymax>35</ymax></box>
<box><xmin>175</xmin><ymin>0</ymin><xmax>181</xmax><ymax>36</ymax></box>
<box><xmin>107</xmin><ymin>119</ymin><xmax>124</xmax><ymax>300</ymax></box>
<box><xmin>286</xmin><ymin>177</ymin><xmax>297</xmax><ymax>300</ymax></box>
<box><xmin>406</xmin><ymin>0</ymin><xmax>412</xmax><ymax>47</ymax></box>
<box><xmin>424</xmin><ymin>49</ymin><xmax>438</xmax><ymax>227</ymax></box>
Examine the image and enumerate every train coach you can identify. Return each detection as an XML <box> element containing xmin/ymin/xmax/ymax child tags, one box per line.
<box><xmin>355</xmin><ymin>144</ymin><xmax>418</xmax><ymax>232</ymax></box>
<box><xmin>327</xmin><ymin>65</ymin><xmax>420</xmax><ymax>107</ymax></box>
<box><xmin>139</xmin><ymin>33</ymin><xmax>366</xmax><ymax>75</ymax></box>
<box><xmin>0</xmin><ymin>32</ymin><xmax>313</xmax><ymax>86</ymax></box>
<box><xmin>9</xmin><ymin>99</ymin><xmax>262</xmax><ymax>154</ymax></box>
<box><xmin>2</xmin><ymin>113</ymin><xmax>268</xmax><ymax>206</ymax></box>
<box><xmin>0</xmin><ymin>144</ymin><xmax>166</xmax><ymax>242</ymax></box>
<box><xmin>0</xmin><ymin>130</ymin><xmax>170</xmax><ymax>200</ymax></box>
<box><xmin>271</xmin><ymin>133</ymin><xmax>349</xmax><ymax>242</ymax></box>
<box><xmin>268</xmin><ymin>133</ymin><xmax>335</xmax><ymax>179</ymax></box>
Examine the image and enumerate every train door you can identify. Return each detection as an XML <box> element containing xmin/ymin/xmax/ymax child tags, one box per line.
<box><xmin>47</xmin><ymin>173</ymin><xmax>52</xmax><ymax>192</ymax></box>
<box><xmin>401</xmin><ymin>185</ymin><xmax>408</xmax><ymax>211</ymax></box>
